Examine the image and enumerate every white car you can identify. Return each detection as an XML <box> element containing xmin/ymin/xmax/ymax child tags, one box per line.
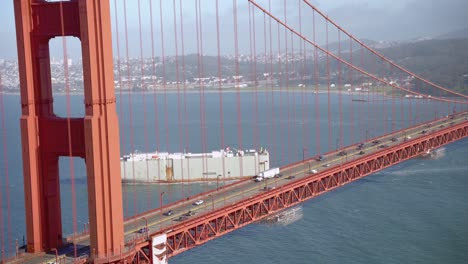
<box><xmin>323</xmin><ymin>164</ymin><xmax>331</xmax><ymax>167</ymax></box>
<box><xmin>193</xmin><ymin>199</ymin><xmax>204</xmax><ymax>206</ymax></box>
<box><xmin>310</xmin><ymin>169</ymin><xmax>318</xmax><ymax>174</ymax></box>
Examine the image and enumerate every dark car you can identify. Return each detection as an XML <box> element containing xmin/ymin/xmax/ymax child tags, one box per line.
<box><xmin>316</xmin><ymin>155</ymin><xmax>324</xmax><ymax>162</ymax></box>
<box><xmin>185</xmin><ymin>210</ymin><xmax>195</xmax><ymax>216</ymax></box>
<box><xmin>379</xmin><ymin>144</ymin><xmax>389</xmax><ymax>148</ymax></box>
<box><xmin>137</xmin><ymin>227</ymin><xmax>148</xmax><ymax>234</ymax></box>
<box><xmin>175</xmin><ymin>216</ymin><xmax>188</xmax><ymax>221</ymax></box>
<box><xmin>391</xmin><ymin>137</ymin><xmax>398</xmax><ymax>142</ymax></box>
<box><xmin>163</xmin><ymin>210</ymin><xmax>173</xmax><ymax>216</ymax></box>
<box><xmin>372</xmin><ymin>140</ymin><xmax>381</xmax><ymax>145</ymax></box>
<box><xmin>421</xmin><ymin>130</ymin><xmax>427</xmax><ymax>134</ymax></box>
<box><xmin>359</xmin><ymin>150</ymin><xmax>365</xmax><ymax>155</ymax></box>
<box><xmin>337</xmin><ymin>151</ymin><xmax>347</xmax><ymax>156</ymax></box>
<box><xmin>286</xmin><ymin>175</ymin><xmax>296</xmax><ymax>180</ymax></box>
<box><xmin>274</xmin><ymin>173</ymin><xmax>283</xmax><ymax>178</ymax></box>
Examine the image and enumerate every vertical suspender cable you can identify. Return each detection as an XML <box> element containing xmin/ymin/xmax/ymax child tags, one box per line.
<box><xmin>291</xmin><ymin>31</ymin><xmax>297</xmax><ymax>162</ymax></box>
<box><xmin>198</xmin><ymin>0</ymin><xmax>209</xmax><ymax>188</ymax></box>
<box><xmin>276</xmin><ymin>22</ymin><xmax>284</xmax><ymax>164</ymax></box>
<box><xmin>195</xmin><ymin>0</ymin><xmax>207</xmax><ymax>190</ymax></box>
<box><xmin>252</xmin><ymin>5</ymin><xmax>260</xmax><ymax>173</ymax></box>
<box><xmin>299</xmin><ymin>0</ymin><xmax>307</xmax><ymax>158</ymax></box>
<box><xmin>268</xmin><ymin>0</ymin><xmax>276</xmax><ymax>164</ymax></box>
<box><xmin>179</xmin><ymin>0</ymin><xmax>190</xmax><ymax>196</ymax></box>
<box><xmin>313</xmin><ymin>10</ymin><xmax>320</xmax><ymax>155</ymax></box>
<box><xmin>137</xmin><ymin>0</ymin><xmax>150</xmax><ymax>211</ymax></box>
<box><xmin>113</xmin><ymin>0</ymin><xmax>128</xmax><ymax>218</ymax></box>
<box><xmin>326</xmin><ymin>21</ymin><xmax>332</xmax><ymax>151</ymax></box>
<box><xmin>59</xmin><ymin>2</ymin><xmax>77</xmax><ymax>257</ymax></box>
<box><xmin>381</xmin><ymin>59</ymin><xmax>387</xmax><ymax>135</ymax></box>
<box><xmin>172</xmin><ymin>0</ymin><xmax>184</xmax><ymax>198</ymax></box>
<box><xmin>283</xmin><ymin>0</ymin><xmax>292</xmax><ymax>162</ymax></box>
<box><xmin>216</xmin><ymin>0</ymin><xmax>226</xmax><ymax>182</ymax></box>
<box><xmin>123</xmin><ymin>0</ymin><xmax>137</xmax><ymax>216</ymax></box>
<box><xmin>149</xmin><ymin>0</ymin><xmax>161</xmax><ymax>206</ymax></box>
<box><xmin>362</xmin><ymin>45</ymin><xmax>369</xmax><ymax>142</ymax></box>
<box><xmin>159</xmin><ymin>0</ymin><xmax>171</xmax><ymax>200</ymax></box>
<box><xmin>233</xmin><ymin>0</ymin><xmax>244</xmax><ymax>178</ymax></box>
<box><xmin>263</xmin><ymin>12</ymin><xmax>271</xmax><ymax>165</ymax></box>
<box><xmin>249</xmin><ymin>3</ymin><xmax>260</xmax><ymax>175</ymax></box>
<box><xmin>348</xmin><ymin>37</ymin><xmax>355</xmax><ymax>144</ymax></box>
<box><xmin>338</xmin><ymin>30</ymin><xmax>343</xmax><ymax>149</ymax></box>
<box><xmin>0</xmin><ymin>61</ymin><xmax>8</xmax><ymax>259</ymax></box>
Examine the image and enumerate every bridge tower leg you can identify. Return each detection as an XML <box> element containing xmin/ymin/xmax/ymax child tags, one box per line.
<box><xmin>13</xmin><ymin>0</ymin><xmax>124</xmax><ymax>259</ymax></box>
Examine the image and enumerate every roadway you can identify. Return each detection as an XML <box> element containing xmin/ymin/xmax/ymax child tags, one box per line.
<box><xmin>124</xmin><ymin>113</ymin><xmax>468</xmax><ymax>239</ymax></box>
<box><xmin>15</xmin><ymin>112</ymin><xmax>468</xmax><ymax>264</ymax></box>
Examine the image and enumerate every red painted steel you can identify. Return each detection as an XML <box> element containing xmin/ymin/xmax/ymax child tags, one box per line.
<box><xmin>13</xmin><ymin>0</ymin><xmax>124</xmax><ymax>259</ymax></box>
<box><xmin>123</xmin><ymin>119</ymin><xmax>467</xmax><ymax>263</ymax></box>
<box><xmin>160</xmin><ymin>121</ymin><xmax>468</xmax><ymax>258</ymax></box>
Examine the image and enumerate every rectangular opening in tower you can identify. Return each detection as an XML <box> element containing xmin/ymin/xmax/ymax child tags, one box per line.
<box><xmin>58</xmin><ymin>156</ymin><xmax>89</xmax><ymax>240</ymax></box>
<box><xmin>49</xmin><ymin>36</ymin><xmax>84</xmax><ymax>118</ymax></box>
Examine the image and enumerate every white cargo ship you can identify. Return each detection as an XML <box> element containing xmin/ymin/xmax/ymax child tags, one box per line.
<box><xmin>120</xmin><ymin>147</ymin><xmax>270</xmax><ymax>183</ymax></box>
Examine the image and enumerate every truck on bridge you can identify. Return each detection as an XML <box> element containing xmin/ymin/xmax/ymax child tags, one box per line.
<box><xmin>255</xmin><ymin>167</ymin><xmax>280</xmax><ymax>182</ymax></box>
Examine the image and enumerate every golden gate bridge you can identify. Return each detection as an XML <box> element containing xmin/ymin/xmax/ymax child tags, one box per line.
<box><xmin>0</xmin><ymin>0</ymin><xmax>467</xmax><ymax>263</ymax></box>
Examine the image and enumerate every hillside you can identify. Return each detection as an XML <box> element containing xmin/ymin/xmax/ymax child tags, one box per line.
<box><xmin>376</xmin><ymin>39</ymin><xmax>468</xmax><ymax>93</ymax></box>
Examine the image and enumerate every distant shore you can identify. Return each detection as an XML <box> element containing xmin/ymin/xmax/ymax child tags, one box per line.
<box><xmin>1</xmin><ymin>88</ymin><xmax>387</xmax><ymax>96</ymax></box>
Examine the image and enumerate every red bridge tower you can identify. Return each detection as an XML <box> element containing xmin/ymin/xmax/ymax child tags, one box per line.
<box><xmin>13</xmin><ymin>0</ymin><xmax>124</xmax><ymax>259</ymax></box>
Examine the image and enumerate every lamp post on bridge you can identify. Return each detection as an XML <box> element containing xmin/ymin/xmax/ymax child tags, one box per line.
<box><xmin>208</xmin><ymin>194</ymin><xmax>214</xmax><ymax>211</ymax></box>
<box><xmin>302</xmin><ymin>147</ymin><xmax>308</xmax><ymax>162</ymax></box>
<box><xmin>142</xmin><ymin>217</ymin><xmax>148</xmax><ymax>238</ymax></box>
<box><xmin>217</xmin><ymin>174</ymin><xmax>221</xmax><ymax>191</ymax></box>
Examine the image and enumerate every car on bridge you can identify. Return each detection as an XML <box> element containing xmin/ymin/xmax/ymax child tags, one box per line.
<box><xmin>263</xmin><ymin>186</ymin><xmax>275</xmax><ymax>191</ymax></box>
<box><xmin>254</xmin><ymin>176</ymin><xmax>264</xmax><ymax>182</ymax></box>
<box><xmin>337</xmin><ymin>151</ymin><xmax>347</xmax><ymax>156</ymax></box>
<box><xmin>274</xmin><ymin>173</ymin><xmax>283</xmax><ymax>178</ymax></box>
<box><xmin>372</xmin><ymin>140</ymin><xmax>381</xmax><ymax>145</ymax></box>
<box><xmin>391</xmin><ymin>137</ymin><xmax>398</xmax><ymax>142</ymax></box>
<box><xmin>175</xmin><ymin>216</ymin><xmax>188</xmax><ymax>221</ymax></box>
<box><xmin>286</xmin><ymin>175</ymin><xmax>296</xmax><ymax>180</ymax></box>
<box><xmin>323</xmin><ymin>163</ymin><xmax>331</xmax><ymax>167</ymax></box>
<box><xmin>193</xmin><ymin>200</ymin><xmax>204</xmax><ymax>206</ymax></box>
<box><xmin>310</xmin><ymin>169</ymin><xmax>318</xmax><ymax>174</ymax></box>
<box><xmin>137</xmin><ymin>227</ymin><xmax>148</xmax><ymax>234</ymax></box>
<box><xmin>316</xmin><ymin>155</ymin><xmax>324</xmax><ymax>161</ymax></box>
<box><xmin>163</xmin><ymin>210</ymin><xmax>174</xmax><ymax>216</ymax></box>
<box><xmin>359</xmin><ymin>150</ymin><xmax>366</xmax><ymax>155</ymax></box>
<box><xmin>185</xmin><ymin>210</ymin><xmax>196</xmax><ymax>216</ymax></box>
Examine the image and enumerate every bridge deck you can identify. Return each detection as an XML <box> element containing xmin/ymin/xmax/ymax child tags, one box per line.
<box><xmin>8</xmin><ymin>112</ymin><xmax>468</xmax><ymax>263</ymax></box>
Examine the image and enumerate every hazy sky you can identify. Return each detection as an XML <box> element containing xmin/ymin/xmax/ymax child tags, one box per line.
<box><xmin>1</xmin><ymin>0</ymin><xmax>467</xmax><ymax>59</ymax></box>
